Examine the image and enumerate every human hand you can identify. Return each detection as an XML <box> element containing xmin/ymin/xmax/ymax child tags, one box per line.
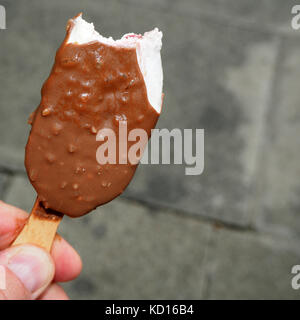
<box><xmin>0</xmin><ymin>200</ymin><xmax>82</xmax><ymax>300</ymax></box>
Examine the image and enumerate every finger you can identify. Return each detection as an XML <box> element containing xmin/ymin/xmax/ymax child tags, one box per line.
<box><xmin>0</xmin><ymin>245</ymin><xmax>55</xmax><ymax>299</ymax></box>
<box><xmin>51</xmin><ymin>235</ymin><xmax>82</xmax><ymax>282</ymax></box>
<box><xmin>0</xmin><ymin>201</ymin><xmax>27</xmax><ymax>250</ymax></box>
<box><xmin>0</xmin><ymin>267</ymin><xmax>30</xmax><ymax>300</ymax></box>
<box><xmin>0</xmin><ymin>201</ymin><xmax>82</xmax><ymax>282</ymax></box>
<box><xmin>38</xmin><ymin>283</ymin><xmax>69</xmax><ymax>300</ymax></box>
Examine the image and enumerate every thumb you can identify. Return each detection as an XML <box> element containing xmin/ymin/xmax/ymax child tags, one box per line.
<box><xmin>0</xmin><ymin>244</ymin><xmax>54</xmax><ymax>299</ymax></box>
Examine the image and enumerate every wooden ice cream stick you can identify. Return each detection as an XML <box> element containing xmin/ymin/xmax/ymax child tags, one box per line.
<box><xmin>12</xmin><ymin>197</ymin><xmax>63</xmax><ymax>252</ymax></box>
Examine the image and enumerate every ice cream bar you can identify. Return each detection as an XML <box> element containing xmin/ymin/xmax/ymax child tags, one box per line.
<box><xmin>25</xmin><ymin>14</ymin><xmax>163</xmax><ymax>217</ymax></box>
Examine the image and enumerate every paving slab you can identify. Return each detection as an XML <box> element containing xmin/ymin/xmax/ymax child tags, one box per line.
<box><xmin>0</xmin><ymin>173</ymin><xmax>9</xmax><ymax>199</ymax></box>
<box><xmin>122</xmin><ymin>0</ymin><xmax>298</xmax><ymax>35</ymax></box>
<box><xmin>3</xmin><ymin>173</ymin><xmax>211</xmax><ymax>299</ymax></box>
<box><xmin>204</xmin><ymin>226</ymin><xmax>300</xmax><ymax>299</ymax></box>
<box><xmin>0</xmin><ymin>0</ymin><xmax>280</xmax><ymax>227</ymax></box>
<box><xmin>4</xmin><ymin>174</ymin><xmax>36</xmax><ymax>212</ymax></box>
<box><xmin>61</xmin><ymin>199</ymin><xmax>211</xmax><ymax>299</ymax></box>
<box><xmin>125</xmin><ymin>23</ymin><xmax>279</xmax><ymax>227</ymax></box>
<box><xmin>4</xmin><ymin>174</ymin><xmax>300</xmax><ymax>299</ymax></box>
<box><xmin>250</xmin><ymin>38</ymin><xmax>300</xmax><ymax>241</ymax></box>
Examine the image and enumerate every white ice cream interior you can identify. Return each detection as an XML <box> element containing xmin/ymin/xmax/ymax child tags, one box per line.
<box><xmin>67</xmin><ymin>14</ymin><xmax>163</xmax><ymax>114</ymax></box>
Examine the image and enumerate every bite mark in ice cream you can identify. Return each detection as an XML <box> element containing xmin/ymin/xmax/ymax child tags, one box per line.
<box><xmin>25</xmin><ymin>14</ymin><xmax>163</xmax><ymax>217</ymax></box>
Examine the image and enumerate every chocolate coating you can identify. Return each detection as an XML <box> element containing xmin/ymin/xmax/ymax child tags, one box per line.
<box><xmin>25</xmin><ymin>19</ymin><xmax>160</xmax><ymax>217</ymax></box>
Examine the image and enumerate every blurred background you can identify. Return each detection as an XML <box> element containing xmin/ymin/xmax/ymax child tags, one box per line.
<box><xmin>0</xmin><ymin>0</ymin><xmax>300</xmax><ymax>299</ymax></box>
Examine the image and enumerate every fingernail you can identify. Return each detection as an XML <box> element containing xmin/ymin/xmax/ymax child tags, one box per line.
<box><xmin>0</xmin><ymin>244</ymin><xmax>54</xmax><ymax>294</ymax></box>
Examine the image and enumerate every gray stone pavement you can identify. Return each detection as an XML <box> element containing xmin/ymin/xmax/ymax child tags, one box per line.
<box><xmin>0</xmin><ymin>0</ymin><xmax>300</xmax><ymax>299</ymax></box>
